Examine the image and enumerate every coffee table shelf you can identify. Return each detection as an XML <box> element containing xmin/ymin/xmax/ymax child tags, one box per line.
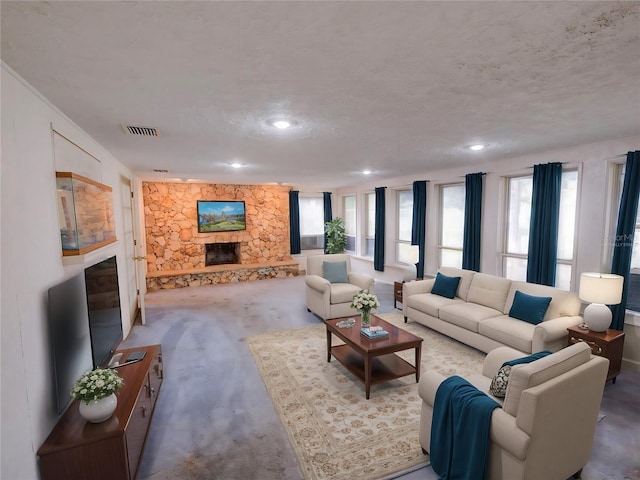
<box><xmin>331</xmin><ymin>344</ymin><xmax>417</xmax><ymax>385</ymax></box>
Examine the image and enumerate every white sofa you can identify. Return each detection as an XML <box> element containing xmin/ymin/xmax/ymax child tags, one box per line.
<box><xmin>403</xmin><ymin>267</ymin><xmax>583</xmax><ymax>354</ymax></box>
<box><xmin>305</xmin><ymin>254</ymin><xmax>375</xmax><ymax>320</ymax></box>
<box><xmin>419</xmin><ymin>343</ymin><xmax>609</xmax><ymax>480</ymax></box>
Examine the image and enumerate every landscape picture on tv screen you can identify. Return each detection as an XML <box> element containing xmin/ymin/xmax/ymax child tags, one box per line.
<box><xmin>197</xmin><ymin>200</ymin><xmax>246</xmax><ymax>232</ymax></box>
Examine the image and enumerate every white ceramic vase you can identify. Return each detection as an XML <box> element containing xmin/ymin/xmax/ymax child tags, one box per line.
<box><xmin>78</xmin><ymin>393</ymin><xmax>118</xmax><ymax>423</ymax></box>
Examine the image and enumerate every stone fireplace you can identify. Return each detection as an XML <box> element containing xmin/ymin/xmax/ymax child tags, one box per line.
<box><xmin>205</xmin><ymin>242</ymin><xmax>241</xmax><ymax>266</ymax></box>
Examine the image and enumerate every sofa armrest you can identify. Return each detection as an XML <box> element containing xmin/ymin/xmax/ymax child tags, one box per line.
<box><xmin>404</xmin><ymin>278</ymin><xmax>435</xmax><ymax>297</ymax></box>
<box><xmin>490</xmin><ymin>409</ymin><xmax>531</xmax><ymax>461</ymax></box>
<box><xmin>482</xmin><ymin>347</ymin><xmax>527</xmax><ymax>378</ymax></box>
<box><xmin>418</xmin><ymin>370</ymin><xmax>446</xmax><ymax>407</ymax></box>
<box><xmin>305</xmin><ymin>274</ymin><xmax>330</xmax><ymax>293</ymax></box>
<box><xmin>533</xmin><ymin>316</ymin><xmax>583</xmax><ymax>352</ymax></box>
<box><xmin>348</xmin><ymin>272</ymin><xmax>374</xmax><ymax>291</ymax></box>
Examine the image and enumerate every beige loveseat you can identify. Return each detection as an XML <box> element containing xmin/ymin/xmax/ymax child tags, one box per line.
<box><xmin>305</xmin><ymin>254</ymin><xmax>375</xmax><ymax>320</ymax></box>
<box><xmin>419</xmin><ymin>343</ymin><xmax>609</xmax><ymax>480</ymax></box>
<box><xmin>403</xmin><ymin>267</ymin><xmax>583</xmax><ymax>354</ymax></box>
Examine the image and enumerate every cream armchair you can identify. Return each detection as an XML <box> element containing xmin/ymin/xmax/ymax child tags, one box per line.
<box><xmin>305</xmin><ymin>254</ymin><xmax>374</xmax><ymax>320</ymax></box>
<box><xmin>419</xmin><ymin>342</ymin><xmax>609</xmax><ymax>480</ymax></box>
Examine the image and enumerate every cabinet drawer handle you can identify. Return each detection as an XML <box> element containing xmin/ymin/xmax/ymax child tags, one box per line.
<box><xmin>569</xmin><ymin>336</ymin><xmax>603</xmax><ymax>355</ymax></box>
<box><xmin>150</xmin><ymin>387</ymin><xmax>156</xmax><ymax>396</ymax></box>
<box><xmin>141</xmin><ymin>405</ymin><xmax>147</xmax><ymax>418</ymax></box>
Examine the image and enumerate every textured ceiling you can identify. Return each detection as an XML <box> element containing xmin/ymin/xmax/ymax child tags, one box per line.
<box><xmin>2</xmin><ymin>1</ymin><xmax>639</xmax><ymax>189</ymax></box>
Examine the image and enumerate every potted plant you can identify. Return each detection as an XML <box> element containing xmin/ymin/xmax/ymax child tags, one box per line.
<box><xmin>71</xmin><ymin>368</ymin><xmax>124</xmax><ymax>423</ymax></box>
<box><xmin>324</xmin><ymin>217</ymin><xmax>348</xmax><ymax>254</ymax></box>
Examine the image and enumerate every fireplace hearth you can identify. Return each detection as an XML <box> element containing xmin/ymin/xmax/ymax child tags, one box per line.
<box><xmin>205</xmin><ymin>242</ymin><xmax>241</xmax><ymax>266</ymax></box>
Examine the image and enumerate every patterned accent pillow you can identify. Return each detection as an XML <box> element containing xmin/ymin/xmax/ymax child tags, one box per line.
<box><xmin>489</xmin><ymin>350</ymin><xmax>552</xmax><ymax>398</ymax></box>
<box><xmin>489</xmin><ymin>365</ymin><xmax>512</xmax><ymax>398</ymax></box>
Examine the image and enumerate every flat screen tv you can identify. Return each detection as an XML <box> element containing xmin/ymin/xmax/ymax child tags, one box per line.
<box><xmin>48</xmin><ymin>274</ymin><xmax>94</xmax><ymax>414</ymax></box>
<box><xmin>197</xmin><ymin>200</ymin><xmax>246</xmax><ymax>233</ymax></box>
<box><xmin>84</xmin><ymin>256</ymin><xmax>123</xmax><ymax>369</ymax></box>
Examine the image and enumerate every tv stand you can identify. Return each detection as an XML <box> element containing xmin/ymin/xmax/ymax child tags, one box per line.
<box><xmin>38</xmin><ymin>344</ymin><xmax>163</xmax><ymax>480</ymax></box>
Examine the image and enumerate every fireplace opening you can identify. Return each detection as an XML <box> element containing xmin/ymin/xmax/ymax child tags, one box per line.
<box><xmin>205</xmin><ymin>242</ymin><xmax>241</xmax><ymax>266</ymax></box>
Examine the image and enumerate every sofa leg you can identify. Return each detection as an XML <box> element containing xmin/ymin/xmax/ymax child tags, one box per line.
<box><xmin>307</xmin><ymin>308</ymin><xmax>311</xmax><ymax>312</ymax></box>
<box><xmin>404</xmin><ymin>316</ymin><xmax>408</xmax><ymax>323</ymax></box>
<box><xmin>572</xmin><ymin>468</ymin><xmax>583</xmax><ymax>478</ymax></box>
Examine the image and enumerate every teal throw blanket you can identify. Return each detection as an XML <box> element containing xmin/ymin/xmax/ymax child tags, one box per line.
<box><xmin>503</xmin><ymin>350</ymin><xmax>551</xmax><ymax>367</ymax></box>
<box><xmin>430</xmin><ymin>375</ymin><xmax>500</xmax><ymax>480</ymax></box>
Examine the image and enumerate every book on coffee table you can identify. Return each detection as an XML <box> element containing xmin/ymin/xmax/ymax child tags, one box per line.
<box><xmin>360</xmin><ymin>327</ymin><xmax>389</xmax><ymax>339</ymax></box>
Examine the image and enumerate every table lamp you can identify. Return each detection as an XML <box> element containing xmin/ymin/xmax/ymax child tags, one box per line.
<box><xmin>578</xmin><ymin>273</ymin><xmax>624</xmax><ymax>332</ymax></box>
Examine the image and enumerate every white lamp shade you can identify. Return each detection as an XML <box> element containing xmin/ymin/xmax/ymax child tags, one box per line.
<box><xmin>578</xmin><ymin>273</ymin><xmax>624</xmax><ymax>305</ymax></box>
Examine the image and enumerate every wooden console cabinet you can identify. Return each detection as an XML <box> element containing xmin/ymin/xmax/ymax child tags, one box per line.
<box><xmin>38</xmin><ymin>345</ymin><xmax>163</xmax><ymax>480</ymax></box>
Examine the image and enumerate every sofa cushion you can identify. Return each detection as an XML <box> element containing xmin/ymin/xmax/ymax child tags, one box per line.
<box><xmin>431</xmin><ymin>272</ymin><xmax>461</xmax><ymax>299</ymax></box>
<box><xmin>478</xmin><ymin>316</ymin><xmax>535</xmax><ymax>353</ymax></box>
<box><xmin>439</xmin><ymin>303</ymin><xmax>503</xmax><ymax>333</ymax></box>
<box><xmin>329</xmin><ymin>283</ymin><xmax>362</xmax><ymax>304</ymax></box>
<box><xmin>323</xmin><ymin>261</ymin><xmax>349</xmax><ymax>283</ymax></box>
<box><xmin>407</xmin><ymin>293</ymin><xmax>463</xmax><ymax>318</ymax></box>
<box><xmin>467</xmin><ymin>273</ymin><xmax>512</xmax><ymax>312</ymax></box>
<box><xmin>508</xmin><ymin>290</ymin><xmax>552</xmax><ymax>325</ymax></box>
<box><xmin>502</xmin><ymin>342</ymin><xmax>592</xmax><ymax>416</ymax></box>
<box><xmin>504</xmin><ymin>281</ymin><xmax>581</xmax><ymax>319</ymax></box>
<box><xmin>438</xmin><ymin>267</ymin><xmax>476</xmax><ymax>301</ymax></box>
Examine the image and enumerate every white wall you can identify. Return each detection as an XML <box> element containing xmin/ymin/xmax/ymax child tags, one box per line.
<box><xmin>1</xmin><ymin>64</ymin><xmax>137</xmax><ymax>480</ymax></box>
<box><xmin>336</xmin><ymin>136</ymin><xmax>640</xmax><ymax>369</ymax></box>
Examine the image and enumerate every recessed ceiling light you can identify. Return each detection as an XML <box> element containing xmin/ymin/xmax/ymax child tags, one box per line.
<box><xmin>362</xmin><ymin>170</ymin><xmax>372</xmax><ymax>175</ymax></box>
<box><xmin>266</xmin><ymin>118</ymin><xmax>298</xmax><ymax>130</ymax></box>
<box><xmin>230</xmin><ymin>162</ymin><xmax>243</xmax><ymax>168</ymax></box>
<box><xmin>466</xmin><ymin>144</ymin><xmax>488</xmax><ymax>151</ymax></box>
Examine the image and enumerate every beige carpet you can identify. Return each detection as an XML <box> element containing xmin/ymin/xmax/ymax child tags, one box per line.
<box><xmin>247</xmin><ymin>312</ymin><xmax>485</xmax><ymax>480</ymax></box>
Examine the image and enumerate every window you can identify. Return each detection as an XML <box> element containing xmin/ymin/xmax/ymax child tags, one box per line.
<box><xmin>439</xmin><ymin>184</ymin><xmax>465</xmax><ymax>268</ymax></box>
<box><xmin>502</xmin><ymin>170</ymin><xmax>578</xmax><ymax>290</ymax></box>
<box><xmin>396</xmin><ymin>190</ymin><xmax>417</xmax><ymax>264</ymax></box>
<box><xmin>365</xmin><ymin>193</ymin><xmax>376</xmax><ymax>257</ymax></box>
<box><xmin>299</xmin><ymin>196</ymin><xmax>324</xmax><ymax>250</ymax></box>
<box><xmin>343</xmin><ymin>195</ymin><xmax>356</xmax><ymax>253</ymax></box>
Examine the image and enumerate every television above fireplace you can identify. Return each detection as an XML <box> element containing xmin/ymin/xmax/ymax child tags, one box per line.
<box><xmin>197</xmin><ymin>200</ymin><xmax>246</xmax><ymax>233</ymax></box>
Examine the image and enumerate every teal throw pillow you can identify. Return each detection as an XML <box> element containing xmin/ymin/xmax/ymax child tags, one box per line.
<box><xmin>509</xmin><ymin>290</ymin><xmax>552</xmax><ymax>325</ymax></box>
<box><xmin>323</xmin><ymin>261</ymin><xmax>349</xmax><ymax>283</ymax></box>
<box><xmin>489</xmin><ymin>351</ymin><xmax>552</xmax><ymax>398</ymax></box>
<box><xmin>431</xmin><ymin>272</ymin><xmax>461</xmax><ymax>299</ymax></box>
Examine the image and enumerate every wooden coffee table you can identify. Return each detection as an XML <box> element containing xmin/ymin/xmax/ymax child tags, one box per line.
<box><xmin>325</xmin><ymin>314</ymin><xmax>423</xmax><ymax>399</ymax></box>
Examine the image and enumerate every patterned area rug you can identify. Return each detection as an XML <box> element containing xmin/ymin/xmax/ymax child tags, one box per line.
<box><xmin>247</xmin><ymin>312</ymin><xmax>485</xmax><ymax>480</ymax></box>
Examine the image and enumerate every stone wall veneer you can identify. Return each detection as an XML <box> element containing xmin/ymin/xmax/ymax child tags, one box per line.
<box><xmin>142</xmin><ymin>182</ymin><xmax>293</xmax><ymax>278</ymax></box>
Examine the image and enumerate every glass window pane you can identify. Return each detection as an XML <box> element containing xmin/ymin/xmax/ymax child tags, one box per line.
<box><xmin>397</xmin><ymin>242</ymin><xmax>418</xmax><ymax>264</ymax></box>
<box><xmin>398</xmin><ymin>190</ymin><xmax>413</xmax><ymax>242</ymax></box>
<box><xmin>343</xmin><ymin>195</ymin><xmax>356</xmax><ymax>236</ymax></box>
<box><xmin>555</xmin><ymin>263</ymin><xmax>572</xmax><ymax>291</ymax></box>
<box><xmin>440</xmin><ymin>249</ymin><xmax>462</xmax><ymax>269</ymax></box>
<box><xmin>441</xmin><ymin>185</ymin><xmax>465</xmax><ymax>249</ymax></box>
<box><xmin>507</xmin><ymin>176</ymin><xmax>532</xmax><ymax>255</ymax></box>
<box><xmin>366</xmin><ymin>193</ymin><xmax>376</xmax><ymax>238</ymax></box>
<box><xmin>504</xmin><ymin>257</ymin><xmax>527</xmax><ymax>282</ymax></box>
<box><xmin>299</xmin><ymin>197</ymin><xmax>324</xmax><ymax>235</ymax></box>
<box><xmin>365</xmin><ymin>238</ymin><xmax>375</xmax><ymax>257</ymax></box>
<box><xmin>557</xmin><ymin>171</ymin><xmax>578</xmax><ymax>260</ymax></box>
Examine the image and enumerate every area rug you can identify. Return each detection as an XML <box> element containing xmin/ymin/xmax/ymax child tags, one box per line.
<box><xmin>247</xmin><ymin>312</ymin><xmax>485</xmax><ymax>480</ymax></box>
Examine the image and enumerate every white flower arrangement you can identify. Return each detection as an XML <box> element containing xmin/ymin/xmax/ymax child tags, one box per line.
<box><xmin>350</xmin><ymin>290</ymin><xmax>380</xmax><ymax>313</ymax></box>
<box><xmin>71</xmin><ymin>368</ymin><xmax>124</xmax><ymax>404</ymax></box>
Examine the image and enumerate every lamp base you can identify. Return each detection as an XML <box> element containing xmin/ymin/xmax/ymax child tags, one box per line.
<box><xmin>583</xmin><ymin>303</ymin><xmax>612</xmax><ymax>332</ymax></box>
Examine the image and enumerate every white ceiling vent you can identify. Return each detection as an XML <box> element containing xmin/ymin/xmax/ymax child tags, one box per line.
<box><xmin>121</xmin><ymin>125</ymin><xmax>160</xmax><ymax>137</ymax></box>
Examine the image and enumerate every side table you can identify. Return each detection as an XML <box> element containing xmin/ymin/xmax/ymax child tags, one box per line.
<box><xmin>567</xmin><ymin>325</ymin><xmax>625</xmax><ymax>383</ymax></box>
<box><xmin>394</xmin><ymin>281</ymin><xmax>404</xmax><ymax>309</ymax></box>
